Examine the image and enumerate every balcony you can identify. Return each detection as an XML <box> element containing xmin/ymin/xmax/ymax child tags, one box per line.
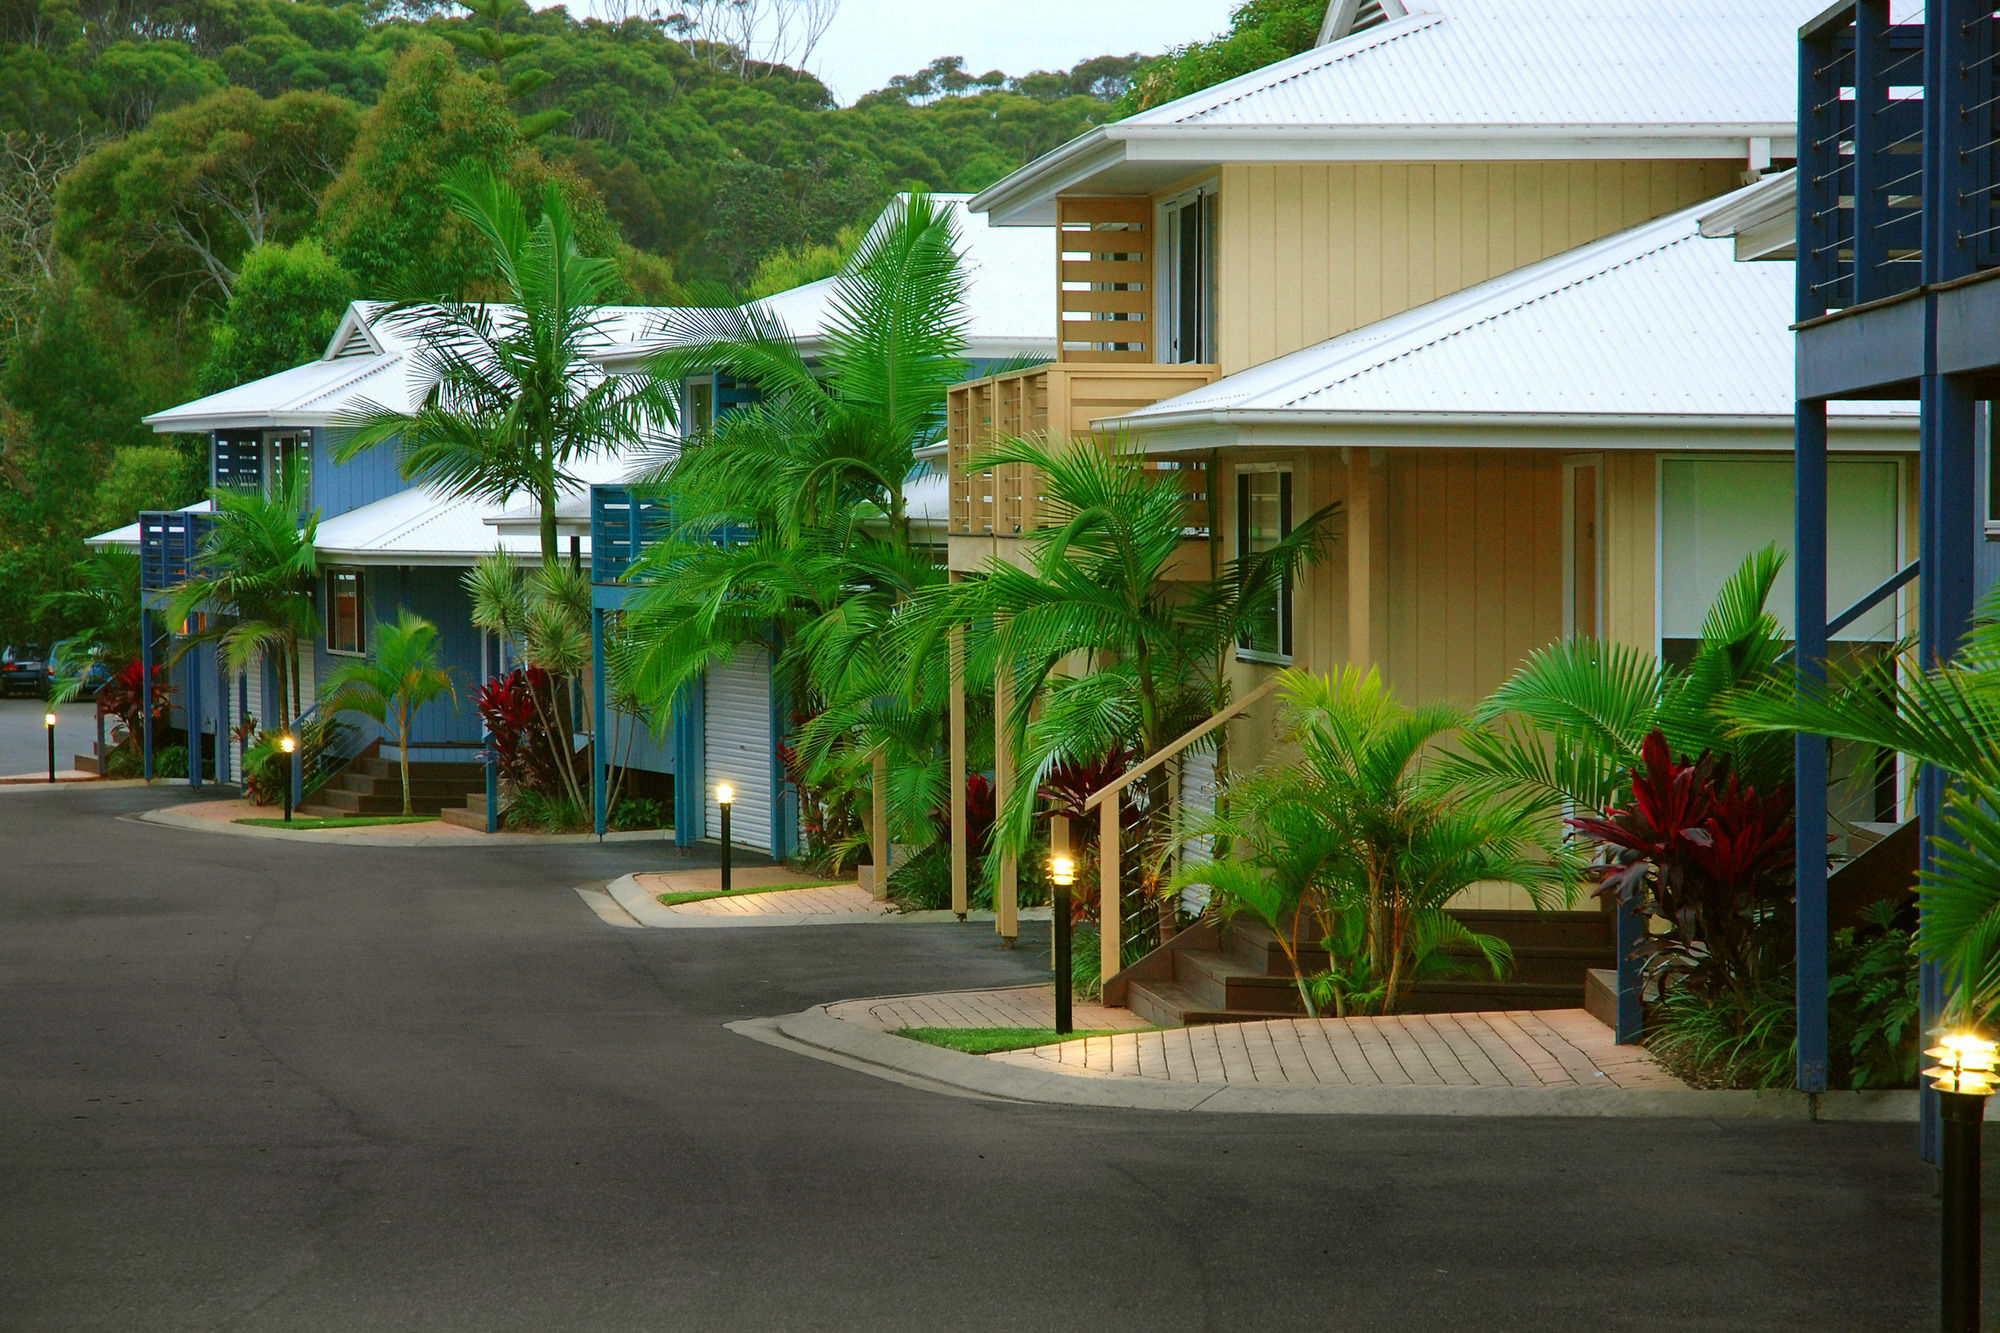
<box><xmin>589</xmin><ymin>484</ymin><xmax>672</xmax><ymax>585</ymax></box>
<box><xmin>1798</xmin><ymin>2</ymin><xmax>1999</xmax><ymax>319</ymax></box>
<box><xmin>139</xmin><ymin>510</ymin><xmax>215</xmax><ymax>591</ymax></box>
<box><xmin>945</xmin><ymin>362</ymin><xmax>1220</xmax><ymax>539</ymax></box>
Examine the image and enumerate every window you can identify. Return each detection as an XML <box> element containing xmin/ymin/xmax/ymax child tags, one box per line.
<box><xmin>685</xmin><ymin>377</ymin><xmax>717</xmax><ymax>438</ymax></box>
<box><xmin>268</xmin><ymin>431</ymin><xmax>311</xmax><ymax>502</ymax></box>
<box><xmin>1160</xmin><ymin>184</ymin><xmax>1217</xmax><ymax>365</ymax></box>
<box><xmin>327</xmin><ymin>569</ymin><xmax>365</xmax><ymax>656</ymax></box>
<box><xmin>1236</xmin><ymin>469</ymin><xmax>1293</xmax><ymax>660</ymax></box>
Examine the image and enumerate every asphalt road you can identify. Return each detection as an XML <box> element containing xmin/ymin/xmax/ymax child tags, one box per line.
<box><xmin>0</xmin><ymin>784</ymin><xmax>1944</xmax><ymax>1330</ymax></box>
<box><xmin>0</xmin><ymin>697</ymin><xmax>96</xmax><ymax>777</ymax></box>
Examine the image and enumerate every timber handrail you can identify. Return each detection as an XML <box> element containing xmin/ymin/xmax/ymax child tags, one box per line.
<box><xmin>1082</xmin><ymin>674</ymin><xmax>1284</xmax><ymax>811</ymax></box>
<box><xmin>1082</xmin><ymin>671</ymin><xmax>1288</xmax><ymax>986</ymax></box>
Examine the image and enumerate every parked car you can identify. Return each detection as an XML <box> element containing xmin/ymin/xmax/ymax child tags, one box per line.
<box><xmin>2</xmin><ymin>643</ymin><xmax>48</xmax><ymax>697</ymax></box>
<box><xmin>47</xmin><ymin>637</ymin><xmax>112</xmax><ymax>693</ymax></box>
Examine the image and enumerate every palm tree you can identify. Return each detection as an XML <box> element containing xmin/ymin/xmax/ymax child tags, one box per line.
<box><xmin>164</xmin><ymin>464</ymin><xmax>320</xmax><ymax>725</ymax></box>
<box><xmin>323</xmin><ymin>609</ymin><xmax>458</xmax><ymax>815</ymax></box>
<box><xmin>335</xmin><ymin>162</ymin><xmax>672</xmax><ymax>565</ymax></box>
<box><xmin>1173</xmin><ymin>668</ymin><xmax>1572</xmax><ymax>1016</ymax></box>
<box><xmin>911</xmin><ymin>435</ymin><xmax>1337</xmax><ymax>929</ymax></box>
<box><xmin>38</xmin><ymin>549</ymin><xmax>141</xmax><ymax>704</ymax></box>
<box><xmin>617</xmin><ymin>195</ymin><xmax>970</xmax><ymax>848</ymax></box>
<box><xmin>1448</xmin><ymin>545</ymin><xmax>1796</xmax><ymax>821</ymax></box>
<box><xmin>463</xmin><ymin>548</ymin><xmax>594</xmax><ymax>814</ymax></box>
<box><xmin>1729</xmin><ymin>582</ymin><xmax>2000</xmax><ymax>1024</ymax></box>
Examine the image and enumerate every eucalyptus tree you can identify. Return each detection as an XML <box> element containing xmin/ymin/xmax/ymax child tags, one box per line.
<box><xmin>336</xmin><ymin>161</ymin><xmax>672</xmax><ymax>565</ymax></box>
<box><xmin>163</xmin><ymin>464</ymin><xmax>320</xmax><ymax>724</ymax></box>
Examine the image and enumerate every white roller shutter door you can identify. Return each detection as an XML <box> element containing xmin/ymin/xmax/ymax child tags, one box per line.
<box><xmin>705</xmin><ymin>649</ymin><xmax>774</xmax><ymax>850</ymax></box>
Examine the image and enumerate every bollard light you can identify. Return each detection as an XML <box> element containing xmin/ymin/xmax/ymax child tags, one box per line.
<box><xmin>44</xmin><ymin>710</ymin><xmax>56</xmax><ymax>784</ymax></box>
<box><xmin>1049</xmin><ymin>852</ymin><xmax>1076</xmax><ymax>1035</ymax></box>
<box><xmin>278</xmin><ymin>733</ymin><xmax>297</xmax><ymax>823</ymax></box>
<box><xmin>1925</xmin><ymin>1028</ymin><xmax>1996</xmax><ymax>1333</ymax></box>
<box><xmin>715</xmin><ymin>782</ymin><xmax>734</xmax><ymax>894</ymax></box>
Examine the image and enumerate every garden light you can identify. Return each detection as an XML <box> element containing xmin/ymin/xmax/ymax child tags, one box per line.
<box><xmin>1925</xmin><ymin>1027</ymin><xmax>1996</xmax><ymax>1332</ymax></box>
<box><xmin>279</xmin><ymin>734</ymin><xmax>297</xmax><ymax>823</ymax></box>
<box><xmin>715</xmin><ymin>782</ymin><xmax>733</xmax><ymax>894</ymax></box>
<box><xmin>1048</xmin><ymin>851</ymin><xmax>1075</xmax><ymax>1035</ymax></box>
<box><xmin>44</xmin><ymin>710</ymin><xmax>56</xmax><ymax>784</ymax></box>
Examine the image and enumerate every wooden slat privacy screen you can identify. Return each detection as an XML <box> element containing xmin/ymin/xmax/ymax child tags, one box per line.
<box><xmin>946</xmin><ymin>363</ymin><xmax>1219</xmax><ymax>537</ymax></box>
<box><xmin>1058</xmin><ymin>197</ymin><xmax>1152</xmax><ymax>363</ymax></box>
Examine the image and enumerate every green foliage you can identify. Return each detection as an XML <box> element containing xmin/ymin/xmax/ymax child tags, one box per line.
<box><xmin>57</xmin><ymin>86</ymin><xmax>360</xmax><ymax>314</ymax></box>
<box><xmin>154</xmin><ymin>743</ymin><xmax>189</xmax><ymax>780</ymax></box>
<box><xmin>896</xmin><ymin>1027</ymin><xmax>1129</xmax><ymax>1055</ymax></box>
<box><xmin>199</xmin><ymin>239</ymin><xmax>356</xmax><ymax>393</ymax></box>
<box><xmin>1175</xmin><ymin>668</ymin><xmax>1573</xmax><ymax>1016</ymax></box>
<box><xmin>746</xmin><ymin>220</ymin><xmax>863</xmax><ymax>298</ymax></box>
<box><xmin>1829</xmin><ymin>903</ymin><xmax>1922</xmax><ymax>1089</ymax></box>
<box><xmin>1123</xmin><ymin>0</ymin><xmax>1330</xmax><ymax>113</ymax></box>
<box><xmin>1648</xmin><ymin>975</ymin><xmax>1798</xmax><ymax>1091</ymax></box>
<box><xmin>608</xmin><ymin>795</ymin><xmax>666</xmax><ymax>832</ymax></box>
<box><xmin>500</xmin><ymin>786</ymin><xmax>583</xmax><ymax>832</ymax></box>
<box><xmin>90</xmin><ymin>445</ymin><xmax>204</xmax><ymax>534</ymax></box>
<box><xmin>36</xmin><ymin>548</ymin><xmax>138</xmax><ymax>701</ymax></box>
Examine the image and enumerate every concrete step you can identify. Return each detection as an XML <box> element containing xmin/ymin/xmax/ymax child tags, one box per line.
<box><xmin>438</xmin><ymin>806</ymin><xmax>488</xmax><ymax>831</ymax></box>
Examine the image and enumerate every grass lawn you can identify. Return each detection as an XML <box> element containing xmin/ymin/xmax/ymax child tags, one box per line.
<box><xmin>236</xmin><ymin>815</ymin><xmax>439</xmax><ymax>830</ymax></box>
<box><xmin>657</xmin><ymin>881</ymin><xmax>847</xmax><ymax>907</ymax></box>
<box><xmin>896</xmin><ymin>1026</ymin><xmax>1137</xmax><ymax>1055</ymax></box>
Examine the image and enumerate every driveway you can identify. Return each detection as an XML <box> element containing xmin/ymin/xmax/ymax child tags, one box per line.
<box><xmin>0</xmin><ymin>698</ymin><xmax>96</xmax><ymax>776</ymax></box>
<box><xmin>0</xmin><ymin>784</ymin><xmax>1940</xmax><ymax>1330</ymax></box>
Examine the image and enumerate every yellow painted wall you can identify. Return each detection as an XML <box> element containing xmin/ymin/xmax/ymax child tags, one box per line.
<box><xmin>1212</xmin><ymin>161</ymin><xmax>1744</xmax><ymax>374</ymax></box>
<box><xmin>1602</xmin><ymin>452</ymin><xmax>1659</xmax><ymax>652</ymax></box>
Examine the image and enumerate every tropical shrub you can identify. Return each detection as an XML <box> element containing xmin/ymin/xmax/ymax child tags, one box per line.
<box><xmin>1172</xmin><ymin>668</ymin><xmax>1574</xmax><ymax>1016</ymax></box>
<box><xmin>322</xmin><ymin>609</ymin><xmax>457</xmax><ymax>815</ymax></box>
<box><xmin>240</xmin><ymin>715</ymin><xmax>352</xmax><ymax>806</ymax></box>
<box><xmin>154</xmin><ymin>745</ymin><xmax>189</xmax><ymax>780</ymax></box>
<box><xmin>608</xmin><ymin>796</ymin><xmax>667</xmax><ymax>832</ymax></box>
<box><xmin>1569</xmin><ymin>729</ymin><xmax>1795</xmax><ymax>1006</ymax></box>
<box><xmin>474</xmin><ymin>667</ymin><xmax>561</xmax><ymax>792</ymax></box>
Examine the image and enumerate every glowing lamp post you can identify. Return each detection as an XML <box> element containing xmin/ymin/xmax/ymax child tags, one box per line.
<box><xmin>716</xmin><ymin>783</ymin><xmax>734</xmax><ymax>894</ymax></box>
<box><xmin>278</xmin><ymin>733</ymin><xmax>297</xmax><ymax>823</ymax></box>
<box><xmin>1049</xmin><ymin>852</ymin><xmax>1076</xmax><ymax>1035</ymax></box>
<box><xmin>1925</xmin><ymin>1029</ymin><xmax>1997</xmax><ymax>1332</ymax></box>
<box><xmin>44</xmin><ymin>710</ymin><xmax>56</xmax><ymax>784</ymax></box>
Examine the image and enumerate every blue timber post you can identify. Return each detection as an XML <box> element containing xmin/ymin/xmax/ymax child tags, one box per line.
<box><xmin>186</xmin><ymin>639</ymin><xmax>202</xmax><ymax>789</ymax></box>
<box><xmin>1794</xmin><ymin>398</ymin><xmax>1831</xmax><ymax>1094</ymax></box>
<box><xmin>673</xmin><ymin>674</ymin><xmax>704</xmax><ymax>849</ymax></box>
<box><xmin>140</xmin><ymin>606</ymin><xmax>155</xmax><ymax>780</ymax></box>
<box><xmin>1614</xmin><ymin>897</ymin><xmax>1644</xmax><ymax>1044</ymax></box>
<box><xmin>215</xmin><ymin>649</ymin><xmax>229</xmax><ymax>785</ymax></box>
<box><xmin>591</xmin><ymin>606</ymin><xmax>608</xmax><ymax>838</ymax></box>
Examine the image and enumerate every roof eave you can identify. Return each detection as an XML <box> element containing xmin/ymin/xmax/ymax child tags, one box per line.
<box><xmin>1109</xmin><ymin>408</ymin><xmax>1918</xmax><ymax>447</ymax></box>
<box><xmin>143</xmin><ymin>411</ymin><xmax>340</xmax><ymax>433</ymax></box>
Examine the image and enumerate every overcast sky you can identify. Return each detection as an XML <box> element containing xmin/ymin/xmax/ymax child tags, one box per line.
<box><xmin>806</xmin><ymin>0</ymin><xmax>1240</xmax><ymax>104</ymax></box>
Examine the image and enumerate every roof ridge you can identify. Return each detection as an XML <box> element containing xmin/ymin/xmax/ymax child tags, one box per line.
<box><xmin>1279</xmin><ymin>228</ymin><xmax>1699</xmax><ymax>408</ymax></box>
<box><xmin>1170</xmin><ymin>13</ymin><xmax>1448</xmax><ymax>125</ymax></box>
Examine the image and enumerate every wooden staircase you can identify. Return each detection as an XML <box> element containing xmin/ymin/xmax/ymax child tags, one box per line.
<box><xmin>439</xmin><ymin>792</ymin><xmax>491</xmax><ymax>831</ymax></box>
<box><xmin>297</xmin><ymin>750</ymin><xmax>486</xmax><ymax>819</ymax></box>
<box><xmin>1106</xmin><ymin>909</ymin><xmax>1616</xmax><ymax>1028</ymax></box>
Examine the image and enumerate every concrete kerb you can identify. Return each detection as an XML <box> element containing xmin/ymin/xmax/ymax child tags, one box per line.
<box><xmin>0</xmin><ymin>777</ymin><xmax>153</xmax><ymax>792</ymax></box>
<box><xmin>759</xmin><ymin>1001</ymin><xmax>1928</xmax><ymax>1120</ymax></box>
<box><xmin>131</xmin><ymin>805</ymin><xmax>680</xmax><ymax>848</ymax></box>
<box><xmin>605</xmin><ymin>872</ymin><xmax>1056</xmax><ymax>929</ymax></box>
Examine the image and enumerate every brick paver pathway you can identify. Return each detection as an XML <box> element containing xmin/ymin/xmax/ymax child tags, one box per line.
<box><xmin>983</xmin><ymin>1009</ymin><xmax>1685</xmax><ymax>1090</ymax></box>
<box><xmin>828</xmin><ymin>984</ymin><xmax>1153</xmax><ymax>1033</ymax></box>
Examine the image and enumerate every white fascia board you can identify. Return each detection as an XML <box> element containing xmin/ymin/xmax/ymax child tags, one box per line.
<box><xmin>143</xmin><ymin>411</ymin><xmax>337</xmax><ymax>433</ymax></box>
<box><xmin>1113</xmin><ymin>413</ymin><xmax>1918</xmax><ymax>455</ymax></box>
<box><xmin>1119</xmin><ymin>124</ymin><xmax>1799</xmax><ymax>163</ymax></box>
<box><xmin>969</xmin><ymin>130</ymin><xmax>1125</xmax><ymax>225</ymax></box>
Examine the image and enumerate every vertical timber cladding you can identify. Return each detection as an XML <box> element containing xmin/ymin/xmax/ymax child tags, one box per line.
<box><xmin>1213</xmin><ymin>161</ymin><xmax>1745</xmax><ymax>375</ymax></box>
<box><xmin>1057</xmin><ymin>197</ymin><xmax>1153</xmax><ymax>363</ymax></box>
<box><xmin>1379</xmin><ymin>450</ymin><xmax>1566</xmax><ymax>706</ymax></box>
<box><xmin>704</xmin><ymin>647</ymin><xmax>776</xmax><ymax>851</ymax></box>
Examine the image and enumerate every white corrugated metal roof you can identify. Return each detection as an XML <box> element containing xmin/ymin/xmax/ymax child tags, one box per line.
<box><xmin>972</xmin><ymin>0</ymin><xmax>1823</xmax><ymax>224</ymax></box>
<box><xmin>598</xmin><ymin>194</ymin><xmax>1055</xmax><ymax>369</ymax></box>
<box><xmin>315</xmin><ymin>452</ymin><xmax>636</xmax><ymax>564</ymax></box>
<box><xmin>143</xmin><ymin>302</ymin><xmax>659</xmax><ymax>433</ymax></box>
<box><xmin>1112</xmin><ymin>178</ymin><xmax>1915</xmax><ymax>436</ymax></box>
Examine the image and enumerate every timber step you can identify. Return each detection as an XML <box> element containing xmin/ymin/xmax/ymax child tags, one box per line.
<box><xmin>299</xmin><ymin>756</ymin><xmax>484</xmax><ymax>818</ymax></box>
<box><xmin>1106</xmin><ymin>910</ymin><xmax>1616</xmax><ymax>1027</ymax></box>
<box><xmin>439</xmin><ymin>792</ymin><xmax>490</xmax><ymax>832</ymax></box>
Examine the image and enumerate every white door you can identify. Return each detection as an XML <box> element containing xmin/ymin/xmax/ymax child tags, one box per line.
<box><xmin>705</xmin><ymin>649</ymin><xmax>774</xmax><ymax>851</ymax></box>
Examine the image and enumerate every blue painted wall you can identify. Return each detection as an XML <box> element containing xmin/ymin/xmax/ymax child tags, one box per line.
<box><xmin>313</xmin><ymin>564</ymin><xmax>484</xmax><ymax>745</ymax></box>
<box><xmin>311</xmin><ymin>428</ymin><xmax>412</xmax><ymax>521</ymax></box>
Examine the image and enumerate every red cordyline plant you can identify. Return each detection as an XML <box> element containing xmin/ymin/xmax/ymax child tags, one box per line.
<box><xmin>1569</xmin><ymin>729</ymin><xmax>1795</xmax><ymax>1004</ymax></box>
<box><xmin>475</xmin><ymin>668</ymin><xmax>565</xmax><ymax>792</ymax></box>
<box><xmin>97</xmin><ymin>658</ymin><xmax>169</xmax><ymax>743</ymax></box>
